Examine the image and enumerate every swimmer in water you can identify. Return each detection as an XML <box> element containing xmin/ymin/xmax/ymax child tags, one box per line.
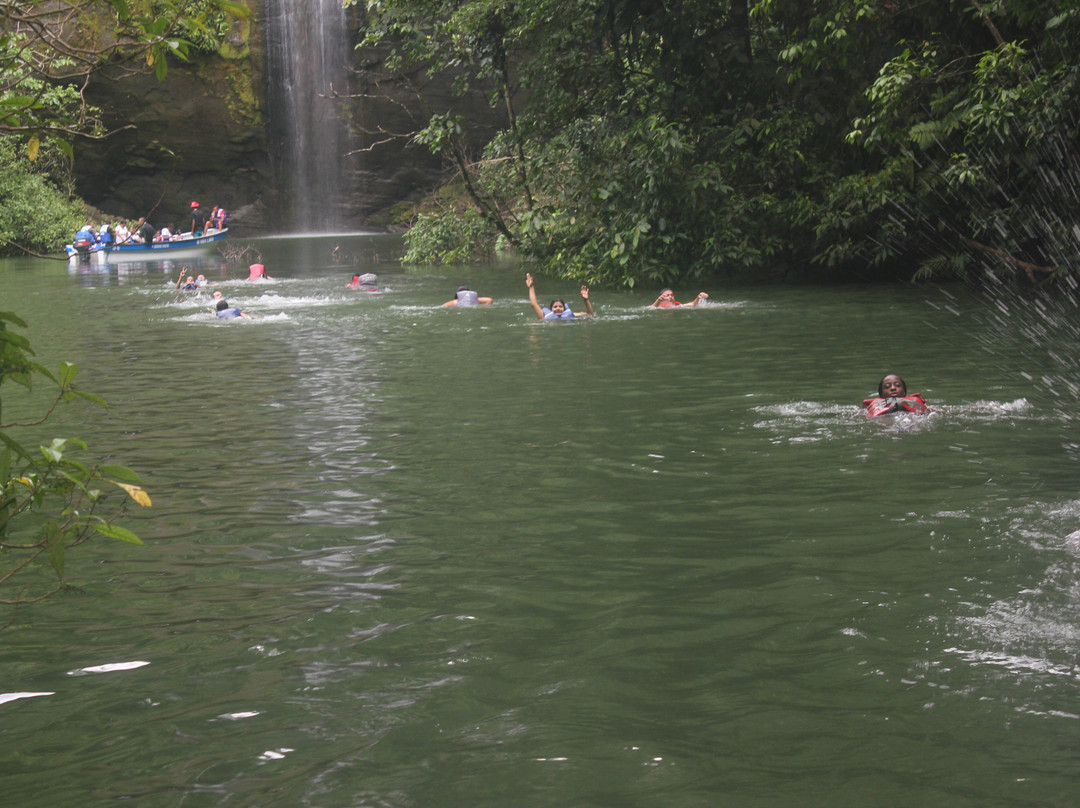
<box><xmin>212</xmin><ymin>290</ymin><xmax>252</xmax><ymax>319</ymax></box>
<box><xmin>443</xmin><ymin>286</ymin><xmax>493</xmax><ymax>307</ymax></box>
<box><xmin>650</xmin><ymin>288</ymin><xmax>709</xmax><ymax>308</ymax></box>
<box><xmin>348</xmin><ymin>273</ymin><xmax>379</xmax><ymax>291</ymax></box>
<box><xmin>247</xmin><ymin>263</ymin><xmax>273</xmax><ymax>281</ymax></box>
<box><xmin>526</xmin><ymin>272</ymin><xmax>593</xmax><ymax>320</ymax></box>
<box><xmin>862</xmin><ymin>374</ymin><xmax>931</xmax><ymax>417</ymax></box>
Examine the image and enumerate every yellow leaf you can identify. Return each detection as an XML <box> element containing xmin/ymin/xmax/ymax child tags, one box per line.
<box><xmin>146</xmin><ymin>50</ymin><xmax>154</xmax><ymax>67</ymax></box>
<box><xmin>111</xmin><ymin>481</ymin><xmax>152</xmax><ymax>507</ymax></box>
<box><xmin>27</xmin><ymin>135</ymin><xmax>40</xmax><ymax>162</ymax></box>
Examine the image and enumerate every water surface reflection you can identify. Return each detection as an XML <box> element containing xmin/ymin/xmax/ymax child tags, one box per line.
<box><xmin>3</xmin><ymin>237</ymin><xmax>1079</xmax><ymax>806</ymax></box>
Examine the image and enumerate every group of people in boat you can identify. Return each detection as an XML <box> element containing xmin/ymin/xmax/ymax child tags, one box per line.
<box><xmin>73</xmin><ymin>201</ymin><xmax>227</xmax><ymax>250</ymax></box>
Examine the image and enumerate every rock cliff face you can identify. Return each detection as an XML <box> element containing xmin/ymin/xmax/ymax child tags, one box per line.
<box><xmin>71</xmin><ymin>1</ymin><xmax>502</xmax><ymax>235</ymax></box>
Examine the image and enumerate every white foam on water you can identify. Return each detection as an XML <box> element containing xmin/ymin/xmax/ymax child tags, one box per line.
<box><xmin>67</xmin><ymin>660</ymin><xmax>151</xmax><ymax>676</ymax></box>
<box><xmin>0</xmin><ymin>692</ymin><xmax>55</xmax><ymax>706</ymax></box>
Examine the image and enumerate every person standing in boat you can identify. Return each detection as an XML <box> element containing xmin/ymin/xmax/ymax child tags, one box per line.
<box><xmin>526</xmin><ymin>272</ymin><xmax>593</xmax><ymax>320</ymax></box>
<box><xmin>114</xmin><ymin>221</ymin><xmax>130</xmax><ymax>244</ymax></box>
<box><xmin>189</xmin><ymin>201</ymin><xmax>207</xmax><ymax>237</ymax></box>
<box><xmin>442</xmin><ymin>286</ymin><xmax>493</xmax><ymax>306</ymax></box>
<box><xmin>862</xmin><ymin>374</ymin><xmax>932</xmax><ymax>417</ymax></box>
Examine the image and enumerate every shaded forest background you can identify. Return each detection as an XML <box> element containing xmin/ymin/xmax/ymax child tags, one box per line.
<box><xmin>4</xmin><ymin>0</ymin><xmax>1080</xmax><ymax>287</ymax></box>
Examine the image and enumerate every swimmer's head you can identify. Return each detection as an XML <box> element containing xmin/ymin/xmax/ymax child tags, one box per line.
<box><xmin>550</xmin><ymin>299</ymin><xmax>566</xmax><ymax>314</ymax></box>
<box><xmin>216</xmin><ymin>300</ymin><xmax>229</xmax><ymax>311</ymax></box>
<box><xmin>457</xmin><ymin>285</ymin><xmax>470</xmax><ymax>293</ymax></box>
<box><xmin>658</xmin><ymin>288</ymin><xmax>675</xmax><ymax>303</ymax></box>
<box><xmin>879</xmin><ymin>374</ymin><xmax>907</xmax><ymax>397</ymax></box>
<box><xmin>212</xmin><ymin>290</ymin><xmax>223</xmax><ymax>299</ymax></box>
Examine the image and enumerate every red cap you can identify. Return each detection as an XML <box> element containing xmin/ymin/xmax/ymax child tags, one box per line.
<box><xmin>190</xmin><ymin>201</ymin><xmax>199</xmax><ymax>208</ymax></box>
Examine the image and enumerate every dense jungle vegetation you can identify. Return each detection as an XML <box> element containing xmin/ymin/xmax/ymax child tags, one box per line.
<box><xmin>2</xmin><ymin>0</ymin><xmax>1078</xmax><ymax>286</ymax></box>
<box><xmin>0</xmin><ymin>0</ymin><xmax>241</xmax><ymax>256</ymax></box>
<box><xmin>348</xmin><ymin>0</ymin><xmax>1080</xmax><ymax>287</ymax></box>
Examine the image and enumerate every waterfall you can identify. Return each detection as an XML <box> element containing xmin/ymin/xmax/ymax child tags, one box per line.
<box><xmin>264</xmin><ymin>0</ymin><xmax>356</xmax><ymax>232</ymax></box>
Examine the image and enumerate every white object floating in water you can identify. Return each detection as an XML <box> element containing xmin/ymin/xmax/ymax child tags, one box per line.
<box><xmin>258</xmin><ymin>748</ymin><xmax>295</xmax><ymax>762</ymax></box>
<box><xmin>0</xmin><ymin>692</ymin><xmax>55</xmax><ymax>706</ymax></box>
<box><xmin>67</xmin><ymin>660</ymin><xmax>151</xmax><ymax>676</ymax></box>
<box><xmin>219</xmin><ymin>711</ymin><xmax>261</xmax><ymax>721</ymax></box>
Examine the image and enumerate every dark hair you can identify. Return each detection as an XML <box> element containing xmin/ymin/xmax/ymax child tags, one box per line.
<box><xmin>550</xmin><ymin>299</ymin><xmax>566</xmax><ymax>309</ymax></box>
<box><xmin>878</xmin><ymin>374</ymin><xmax>907</xmax><ymax>397</ymax></box>
<box><xmin>457</xmin><ymin>285</ymin><xmax>470</xmax><ymax>293</ymax></box>
<box><xmin>216</xmin><ymin>300</ymin><xmax>229</xmax><ymax>311</ymax></box>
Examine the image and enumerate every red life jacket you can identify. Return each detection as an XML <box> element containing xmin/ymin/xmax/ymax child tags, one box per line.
<box><xmin>863</xmin><ymin>394</ymin><xmax>930</xmax><ymax>418</ymax></box>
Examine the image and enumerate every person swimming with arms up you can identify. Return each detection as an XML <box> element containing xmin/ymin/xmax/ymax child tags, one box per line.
<box><xmin>862</xmin><ymin>374</ymin><xmax>931</xmax><ymax>417</ymax></box>
<box><xmin>175</xmin><ymin>271</ymin><xmax>198</xmax><ymax>291</ymax></box>
<box><xmin>526</xmin><ymin>272</ymin><xmax>593</xmax><ymax>320</ymax></box>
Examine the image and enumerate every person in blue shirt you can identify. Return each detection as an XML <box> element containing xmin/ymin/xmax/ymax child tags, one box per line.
<box><xmin>526</xmin><ymin>272</ymin><xmax>593</xmax><ymax>320</ymax></box>
<box><xmin>211</xmin><ymin>290</ymin><xmax>252</xmax><ymax>319</ymax></box>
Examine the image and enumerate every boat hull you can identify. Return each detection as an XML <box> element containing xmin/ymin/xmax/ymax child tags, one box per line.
<box><xmin>66</xmin><ymin>229</ymin><xmax>229</xmax><ymax>263</ymax></box>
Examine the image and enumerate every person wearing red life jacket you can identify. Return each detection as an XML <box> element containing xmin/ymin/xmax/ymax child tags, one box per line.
<box><xmin>862</xmin><ymin>374</ymin><xmax>931</xmax><ymax>417</ymax></box>
<box><xmin>247</xmin><ymin>263</ymin><xmax>274</xmax><ymax>281</ymax></box>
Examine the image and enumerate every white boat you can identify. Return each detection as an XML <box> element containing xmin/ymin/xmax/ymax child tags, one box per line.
<box><xmin>66</xmin><ymin>229</ymin><xmax>228</xmax><ymax>263</ymax></box>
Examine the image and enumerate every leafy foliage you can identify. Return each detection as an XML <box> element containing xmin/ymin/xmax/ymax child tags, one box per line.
<box><xmin>0</xmin><ymin>1</ymin><xmax>249</xmax><ymax>138</ymax></box>
<box><xmin>352</xmin><ymin>0</ymin><xmax>1080</xmax><ymax>285</ymax></box>
<box><xmin>404</xmin><ymin>207</ymin><xmax>498</xmax><ymax>264</ymax></box>
<box><xmin>1</xmin><ymin>312</ymin><xmax>150</xmax><ymax>630</ymax></box>
<box><xmin>0</xmin><ymin>136</ymin><xmax>86</xmax><ymax>256</ymax></box>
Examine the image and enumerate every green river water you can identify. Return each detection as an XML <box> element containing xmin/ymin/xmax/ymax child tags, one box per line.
<box><xmin>2</xmin><ymin>234</ymin><xmax>1079</xmax><ymax>807</ymax></box>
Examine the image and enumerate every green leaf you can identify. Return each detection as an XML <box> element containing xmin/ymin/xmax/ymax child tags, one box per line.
<box><xmin>46</xmin><ymin>522</ymin><xmax>65</xmax><ymax>578</ymax></box>
<box><xmin>215</xmin><ymin>1</ymin><xmax>251</xmax><ymax>19</ymax></box>
<box><xmin>58</xmin><ymin>362</ymin><xmax>77</xmax><ymax>388</ymax></box>
<box><xmin>99</xmin><ymin>465</ymin><xmax>143</xmax><ymax>484</ymax></box>
<box><xmin>69</xmin><ymin>389</ymin><xmax>108</xmax><ymax>409</ymax></box>
<box><xmin>93</xmin><ymin>523</ymin><xmax>144</xmax><ymax>545</ymax></box>
<box><xmin>0</xmin><ymin>433</ymin><xmax>33</xmax><ymax>461</ymax></box>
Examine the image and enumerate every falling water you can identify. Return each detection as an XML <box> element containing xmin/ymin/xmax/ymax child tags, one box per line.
<box><xmin>264</xmin><ymin>0</ymin><xmax>356</xmax><ymax>232</ymax></box>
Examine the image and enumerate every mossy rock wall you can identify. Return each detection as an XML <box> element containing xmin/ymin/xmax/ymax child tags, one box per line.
<box><xmin>72</xmin><ymin>2</ymin><xmax>274</xmax><ymax>232</ymax></box>
<box><xmin>71</xmin><ymin>1</ymin><xmax>504</xmax><ymax>235</ymax></box>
